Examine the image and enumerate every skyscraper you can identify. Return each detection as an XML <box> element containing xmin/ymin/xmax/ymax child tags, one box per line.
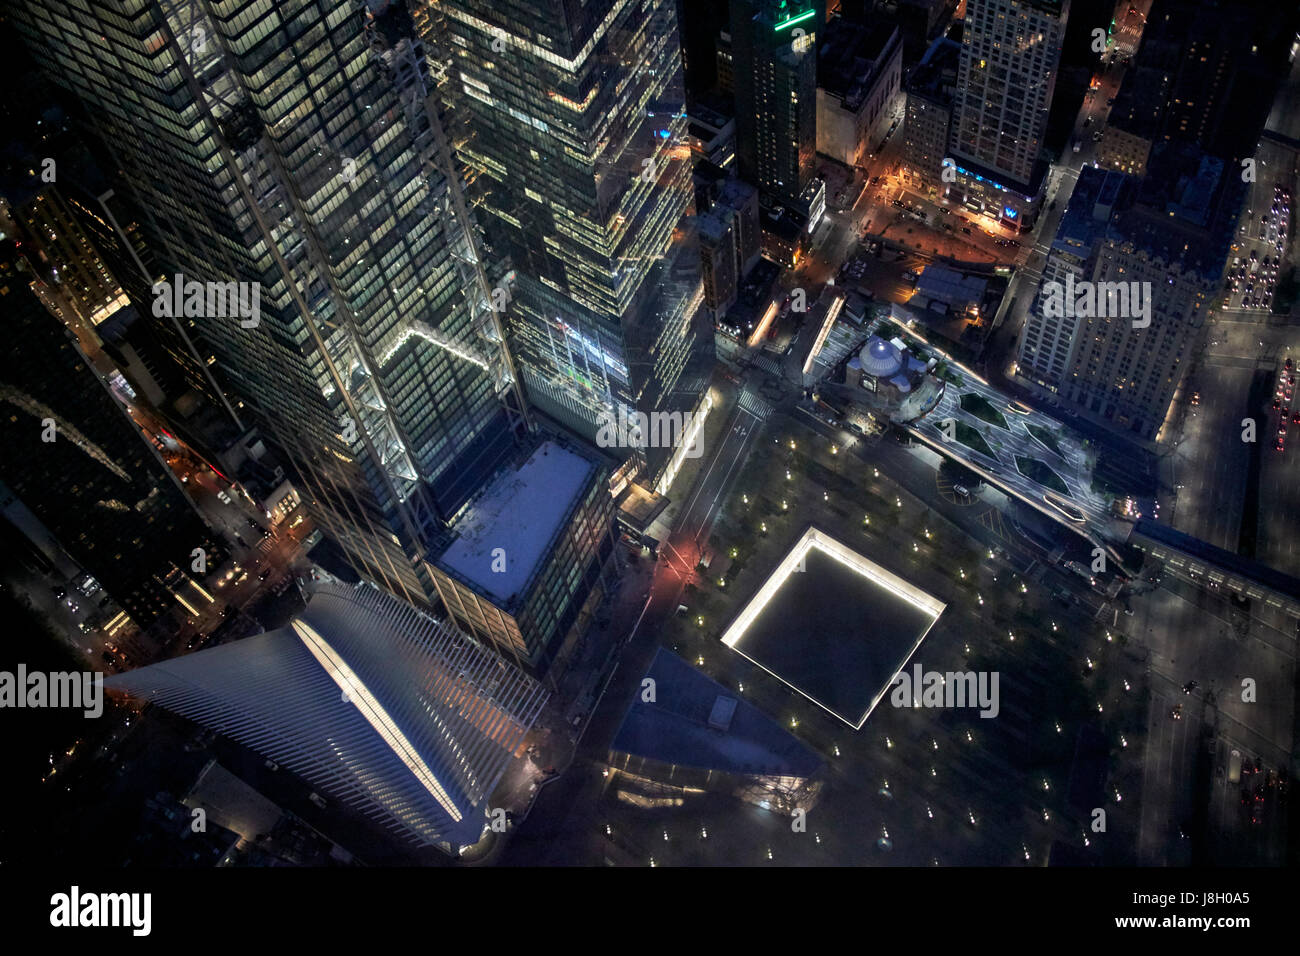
<box><xmin>1016</xmin><ymin>167</ymin><xmax>1130</xmax><ymax>389</ymax></box>
<box><xmin>730</xmin><ymin>0</ymin><xmax>822</xmax><ymax>206</ymax></box>
<box><xmin>1098</xmin><ymin>0</ymin><xmax>1297</xmax><ymax>176</ymax></box>
<box><xmin>107</xmin><ymin>580</ymin><xmax>549</xmax><ymax>853</ymax></box>
<box><xmin>0</xmin><ymin>241</ymin><xmax>225</xmax><ymax>630</ymax></box>
<box><xmin>8</xmin><ymin>0</ymin><xmax>526</xmax><ymax>607</ymax></box>
<box><xmin>1018</xmin><ymin>146</ymin><xmax>1244</xmax><ymax>440</ymax></box>
<box><xmin>431</xmin><ymin>0</ymin><xmax>709</xmax><ymax>488</ymax></box>
<box><xmin>901</xmin><ymin>36</ymin><xmax>961</xmax><ymax>196</ymax></box>
<box><xmin>1059</xmin><ymin>148</ymin><xmax>1240</xmax><ymax>441</ymax></box>
<box><xmin>946</xmin><ymin>0</ymin><xmax>1069</xmax><ymax>225</ymax></box>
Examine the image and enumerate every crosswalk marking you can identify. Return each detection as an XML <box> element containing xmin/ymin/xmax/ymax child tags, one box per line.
<box><xmin>676</xmin><ymin>375</ymin><xmax>708</xmax><ymax>397</ymax></box>
<box><xmin>739</xmin><ymin>388</ymin><xmax>774</xmax><ymax>419</ymax></box>
<box><xmin>754</xmin><ymin>355</ymin><xmax>783</xmax><ymax>377</ymax></box>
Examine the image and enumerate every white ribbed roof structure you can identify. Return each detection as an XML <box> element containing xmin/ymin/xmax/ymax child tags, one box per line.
<box><xmin>106</xmin><ymin>581</ymin><xmax>548</xmax><ymax>850</ymax></box>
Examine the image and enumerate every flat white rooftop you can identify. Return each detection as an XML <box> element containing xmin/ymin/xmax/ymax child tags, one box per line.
<box><xmin>438</xmin><ymin>441</ymin><xmax>594</xmax><ymax>605</ymax></box>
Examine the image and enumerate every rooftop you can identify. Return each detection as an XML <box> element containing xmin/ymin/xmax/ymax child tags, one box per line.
<box><xmin>611</xmin><ymin>648</ymin><xmax>823</xmax><ymax>778</ymax></box>
<box><xmin>438</xmin><ymin>441</ymin><xmax>595</xmax><ymax>605</ymax></box>
<box><xmin>817</xmin><ymin>19</ymin><xmax>900</xmax><ymax>108</ymax></box>
<box><xmin>906</xmin><ymin>35</ymin><xmax>961</xmax><ymax>103</ymax></box>
<box><xmin>916</xmin><ymin>264</ymin><xmax>987</xmax><ymax>306</ymax></box>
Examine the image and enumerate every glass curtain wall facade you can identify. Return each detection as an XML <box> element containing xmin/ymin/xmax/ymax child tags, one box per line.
<box><xmin>429</xmin><ymin>0</ymin><xmax>705</xmax><ymax>483</ymax></box>
<box><xmin>9</xmin><ymin>0</ymin><xmax>525</xmax><ymax>606</ymax></box>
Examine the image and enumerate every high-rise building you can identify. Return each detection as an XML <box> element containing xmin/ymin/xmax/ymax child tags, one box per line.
<box><xmin>7</xmin><ymin>188</ymin><xmax>130</xmax><ymax>339</ymax></box>
<box><xmin>1019</xmin><ymin>146</ymin><xmax>1244</xmax><ymax>441</ymax></box>
<box><xmin>699</xmin><ymin>210</ymin><xmax>741</xmax><ymax>321</ymax></box>
<box><xmin>0</xmin><ymin>241</ymin><xmax>225</xmax><ymax>630</ymax></box>
<box><xmin>901</xmin><ymin>36</ymin><xmax>961</xmax><ymax>194</ymax></box>
<box><xmin>1016</xmin><ymin>166</ymin><xmax>1130</xmax><ymax>387</ymax></box>
<box><xmin>718</xmin><ymin>179</ymin><xmax>763</xmax><ymax>277</ymax></box>
<box><xmin>106</xmin><ymin>580</ymin><xmax>549</xmax><ymax>854</ymax></box>
<box><xmin>0</xmin><ymin>31</ymin><xmax>224</xmax><ymax>416</ymax></box>
<box><xmin>730</xmin><ymin>0</ymin><xmax>823</xmax><ymax>207</ymax></box>
<box><xmin>1098</xmin><ymin>0</ymin><xmax>1297</xmax><ymax>176</ymax></box>
<box><xmin>431</xmin><ymin>0</ymin><xmax>709</xmax><ymax>490</ymax></box>
<box><xmin>947</xmin><ymin>0</ymin><xmax>1069</xmax><ymax>226</ymax></box>
<box><xmin>430</xmin><ymin>438</ymin><xmax>620</xmax><ymax>678</ymax></box>
<box><xmin>9</xmin><ymin>1</ymin><xmax>527</xmax><ymax>606</ymax></box>
<box><xmin>815</xmin><ymin>19</ymin><xmax>902</xmax><ymax>169</ymax></box>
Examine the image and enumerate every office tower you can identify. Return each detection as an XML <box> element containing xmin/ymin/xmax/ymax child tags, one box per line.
<box><xmin>718</xmin><ymin>180</ymin><xmax>762</xmax><ymax>276</ymax></box>
<box><xmin>675</xmin><ymin>0</ymin><xmax>733</xmax><ymax>98</ymax></box>
<box><xmin>730</xmin><ymin>0</ymin><xmax>822</xmax><ymax>206</ymax></box>
<box><xmin>430</xmin><ymin>438</ymin><xmax>620</xmax><ymax>677</ymax></box>
<box><xmin>901</xmin><ymin>35</ymin><xmax>961</xmax><ymax>193</ymax></box>
<box><xmin>0</xmin><ymin>30</ymin><xmax>221</xmax><ymax>414</ymax></box>
<box><xmin>699</xmin><ymin>210</ymin><xmax>741</xmax><ymax>320</ymax></box>
<box><xmin>947</xmin><ymin>0</ymin><xmax>1068</xmax><ymax>223</ymax></box>
<box><xmin>0</xmin><ymin>242</ymin><xmax>225</xmax><ymax>629</ymax></box>
<box><xmin>1099</xmin><ymin>0</ymin><xmax>1297</xmax><ymax>176</ymax></box>
<box><xmin>816</xmin><ymin>19</ymin><xmax>902</xmax><ymax>169</ymax></box>
<box><xmin>9</xmin><ymin>1</ymin><xmax>526</xmax><ymax>606</ymax></box>
<box><xmin>430</xmin><ymin>0</ymin><xmax>708</xmax><ymax>490</ymax></box>
<box><xmin>717</xmin><ymin>30</ymin><xmax>736</xmax><ymax>97</ymax></box>
<box><xmin>696</xmin><ymin>177</ymin><xmax>760</xmax><ymax>324</ymax></box>
<box><xmin>107</xmin><ymin>581</ymin><xmax>549</xmax><ymax>853</ymax></box>
<box><xmin>5</xmin><ymin>188</ymin><xmax>130</xmax><ymax>342</ymax></box>
<box><xmin>1020</xmin><ymin>146</ymin><xmax>1243</xmax><ymax>440</ymax></box>
<box><xmin>0</xmin><ymin>177</ymin><xmax>195</xmax><ymax>410</ymax></box>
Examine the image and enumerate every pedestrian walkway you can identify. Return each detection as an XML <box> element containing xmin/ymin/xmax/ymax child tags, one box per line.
<box><xmin>676</xmin><ymin>374</ymin><xmax>709</xmax><ymax>398</ymax></box>
<box><xmin>738</xmin><ymin>387</ymin><xmax>774</xmax><ymax>420</ymax></box>
<box><xmin>754</xmin><ymin>354</ymin><xmax>783</xmax><ymax>377</ymax></box>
